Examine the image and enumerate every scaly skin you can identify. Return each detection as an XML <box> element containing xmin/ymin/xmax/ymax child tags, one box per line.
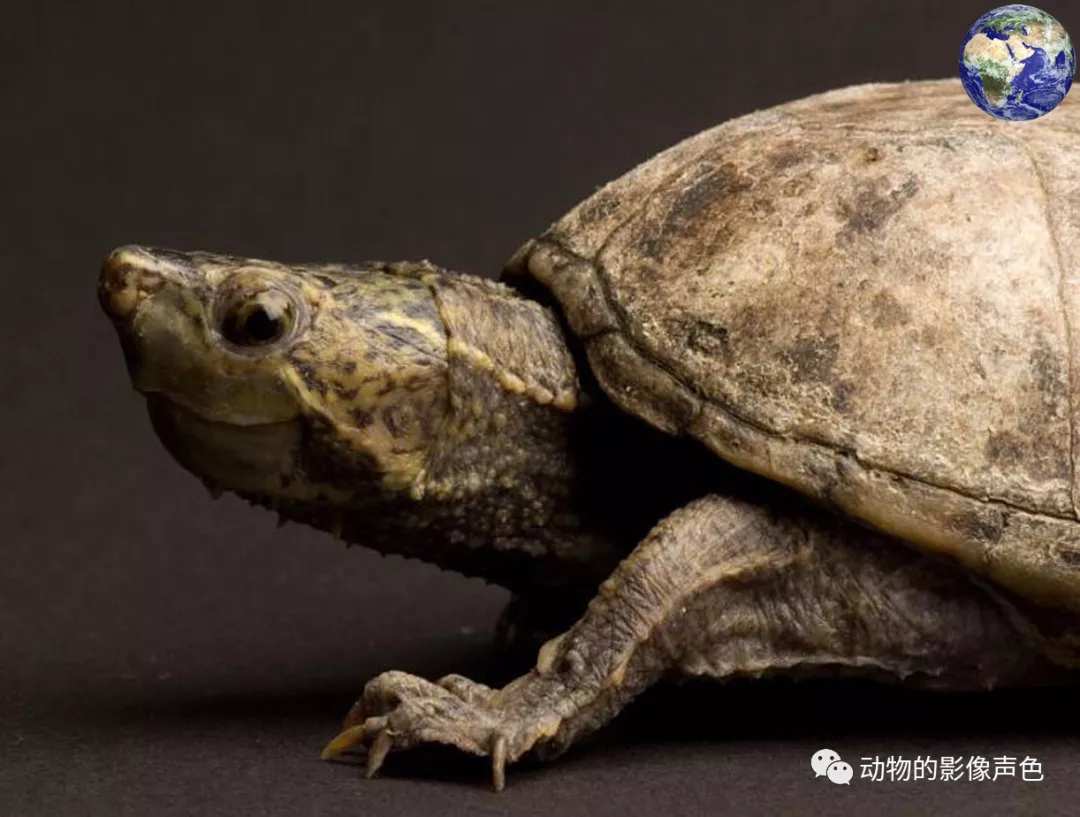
<box><xmin>98</xmin><ymin>246</ymin><xmax>630</xmax><ymax>591</ymax></box>
<box><xmin>99</xmin><ymin>246</ymin><xmax>1070</xmax><ymax>791</ymax></box>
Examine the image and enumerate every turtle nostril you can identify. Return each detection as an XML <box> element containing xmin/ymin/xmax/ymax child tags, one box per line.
<box><xmin>98</xmin><ymin>245</ymin><xmax>156</xmax><ymax>322</ymax></box>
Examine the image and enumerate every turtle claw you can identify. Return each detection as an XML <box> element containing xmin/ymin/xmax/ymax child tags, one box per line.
<box><xmin>341</xmin><ymin>698</ymin><xmax>368</xmax><ymax>730</ymax></box>
<box><xmin>320</xmin><ymin>724</ymin><xmax>366</xmax><ymax>760</ymax></box>
<box><xmin>322</xmin><ymin>670</ymin><xmax>555</xmax><ymax>790</ymax></box>
<box><xmin>491</xmin><ymin>734</ymin><xmax>508</xmax><ymax>792</ymax></box>
<box><xmin>320</xmin><ymin>716</ymin><xmax>389</xmax><ymax>760</ymax></box>
<box><xmin>365</xmin><ymin>730</ymin><xmax>394</xmax><ymax>779</ymax></box>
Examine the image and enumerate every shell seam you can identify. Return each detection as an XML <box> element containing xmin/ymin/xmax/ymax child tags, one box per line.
<box><xmin>1009</xmin><ymin>135</ymin><xmax>1079</xmax><ymax>521</ymax></box>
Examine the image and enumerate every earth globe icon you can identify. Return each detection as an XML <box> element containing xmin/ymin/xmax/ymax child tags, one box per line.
<box><xmin>959</xmin><ymin>5</ymin><xmax>1076</xmax><ymax>120</ymax></box>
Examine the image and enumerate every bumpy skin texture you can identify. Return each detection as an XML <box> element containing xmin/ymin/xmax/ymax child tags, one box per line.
<box><xmin>506</xmin><ymin>78</ymin><xmax>1080</xmax><ymax>621</ymax></box>
<box><xmin>98</xmin><ymin>80</ymin><xmax>1080</xmax><ymax>791</ymax></box>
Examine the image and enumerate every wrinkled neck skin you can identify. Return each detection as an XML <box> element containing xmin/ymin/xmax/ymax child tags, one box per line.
<box><xmin>248</xmin><ymin>273</ymin><xmax>643</xmax><ymax>593</ymax></box>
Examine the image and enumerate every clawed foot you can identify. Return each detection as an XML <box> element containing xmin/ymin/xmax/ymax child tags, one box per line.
<box><xmin>321</xmin><ymin>670</ymin><xmax>560</xmax><ymax>791</ymax></box>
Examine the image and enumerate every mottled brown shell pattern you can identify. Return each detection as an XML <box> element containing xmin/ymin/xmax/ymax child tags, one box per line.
<box><xmin>507</xmin><ymin>79</ymin><xmax>1080</xmax><ymax>614</ymax></box>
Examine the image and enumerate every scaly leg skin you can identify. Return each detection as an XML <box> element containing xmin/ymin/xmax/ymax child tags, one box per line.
<box><xmin>322</xmin><ymin>495</ymin><xmax>1064</xmax><ymax>790</ymax></box>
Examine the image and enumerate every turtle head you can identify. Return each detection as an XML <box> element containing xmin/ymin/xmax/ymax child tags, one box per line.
<box><xmin>98</xmin><ymin>245</ymin><xmax>451</xmax><ymax>504</ymax></box>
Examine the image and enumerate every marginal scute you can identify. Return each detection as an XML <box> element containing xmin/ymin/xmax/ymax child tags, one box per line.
<box><xmin>586</xmin><ymin>333</ymin><xmax>699</xmax><ymax>436</ymax></box>
<box><xmin>518</xmin><ymin>241</ymin><xmax>619</xmax><ymax>339</ymax></box>
<box><xmin>512</xmin><ymin>78</ymin><xmax>1080</xmax><ymax>615</ymax></box>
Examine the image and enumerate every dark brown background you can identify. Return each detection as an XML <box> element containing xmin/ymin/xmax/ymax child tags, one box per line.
<box><xmin>3</xmin><ymin>2</ymin><xmax>1079</xmax><ymax>815</ymax></box>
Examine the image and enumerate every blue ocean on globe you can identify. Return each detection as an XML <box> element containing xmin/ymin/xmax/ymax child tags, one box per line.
<box><xmin>959</xmin><ymin>4</ymin><xmax>1075</xmax><ymax>120</ymax></box>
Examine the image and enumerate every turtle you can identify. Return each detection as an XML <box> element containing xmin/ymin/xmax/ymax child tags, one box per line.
<box><xmin>98</xmin><ymin>78</ymin><xmax>1080</xmax><ymax>791</ymax></box>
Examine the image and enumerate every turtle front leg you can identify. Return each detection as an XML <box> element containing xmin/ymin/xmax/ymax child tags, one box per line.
<box><xmin>323</xmin><ymin>495</ymin><xmax>1061</xmax><ymax>790</ymax></box>
<box><xmin>322</xmin><ymin>496</ymin><xmax>749</xmax><ymax>789</ymax></box>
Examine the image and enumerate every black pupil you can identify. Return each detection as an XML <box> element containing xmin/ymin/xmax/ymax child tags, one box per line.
<box><xmin>243</xmin><ymin>305</ymin><xmax>281</xmax><ymax>343</ymax></box>
<box><xmin>222</xmin><ymin>296</ymin><xmax>289</xmax><ymax>347</ymax></box>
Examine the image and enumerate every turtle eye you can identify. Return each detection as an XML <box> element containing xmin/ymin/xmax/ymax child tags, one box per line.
<box><xmin>217</xmin><ymin>285</ymin><xmax>300</xmax><ymax>350</ymax></box>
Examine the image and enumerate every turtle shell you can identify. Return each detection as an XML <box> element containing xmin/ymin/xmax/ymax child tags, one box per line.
<box><xmin>505</xmin><ymin>79</ymin><xmax>1080</xmax><ymax>614</ymax></box>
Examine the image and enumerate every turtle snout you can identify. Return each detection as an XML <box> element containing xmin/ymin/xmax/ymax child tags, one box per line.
<box><xmin>98</xmin><ymin>245</ymin><xmax>166</xmax><ymax>323</ymax></box>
